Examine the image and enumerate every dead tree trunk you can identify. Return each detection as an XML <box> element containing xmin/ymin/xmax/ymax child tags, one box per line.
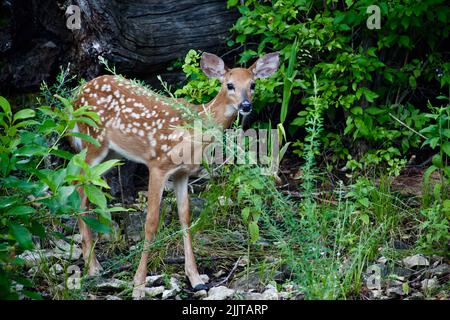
<box><xmin>0</xmin><ymin>0</ymin><xmax>237</xmax><ymax>93</ymax></box>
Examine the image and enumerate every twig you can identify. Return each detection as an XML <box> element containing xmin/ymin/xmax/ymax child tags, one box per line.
<box><xmin>388</xmin><ymin>112</ymin><xmax>427</xmax><ymax>140</ymax></box>
<box><xmin>213</xmin><ymin>256</ymin><xmax>242</xmax><ymax>287</ymax></box>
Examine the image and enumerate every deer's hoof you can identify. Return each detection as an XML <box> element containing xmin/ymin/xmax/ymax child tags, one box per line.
<box><xmin>193</xmin><ymin>283</ymin><xmax>208</xmax><ymax>291</ymax></box>
<box><xmin>132</xmin><ymin>285</ymin><xmax>146</xmax><ymax>300</ymax></box>
<box><xmin>88</xmin><ymin>260</ymin><xmax>103</xmax><ymax>276</ymax></box>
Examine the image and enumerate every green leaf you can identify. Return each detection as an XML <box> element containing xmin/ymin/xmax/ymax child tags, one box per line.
<box><xmin>0</xmin><ymin>96</ymin><xmax>11</xmax><ymax>118</ymax></box>
<box><xmin>423</xmin><ymin>165</ymin><xmax>438</xmax><ymax>186</ymax></box>
<box><xmin>9</xmin><ymin>223</ymin><xmax>33</xmax><ymax>250</ymax></box>
<box><xmin>65</xmin><ymin>132</ymin><xmax>100</xmax><ymax>147</ymax></box>
<box><xmin>350</xmin><ymin>106</ymin><xmax>363</xmax><ymax>115</ymax></box>
<box><xmin>0</xmin><ymin>196</ymin><xmax>18</xmax><ymax>209</ymax></box>
<box><xmin>13</xmin><ymin>109</ymin><xmax>35</xmax><ymax>122</ymax></box>
<box><xmin>83</xmin><ymin>184</ymin><xmax>107</xmax><ymax>209</ymax></box>
<box><xmin>241</xmin><ymin>207</ymin><xmax>250</xmax><ymax>222</ymax></box>
<box><xmin>432</xmin><ymin>154</ymin><xmax>443</xmax><ymax>168</ymax></box>
<box><xmin>80</xmin><ymin>216</ymin><xmax>110</xmax><ymax>233</ymax></box>
<box><xmin>366</xmin><ymin>107</ymin><xmax>385</xmax><ymax>115</ymax></box>
<box><xmin>442</xmin><ymin>142</ymin><xmax>450</xmax><ymax>157</ymax></box>
<box><xmin>91</xmin><ymin>159</ymin><xmax>121</xmax><ymax>177</ymax></box>
<box><xmin>248</xmin><ymin>221</ymin><xmax>259</xmax><ymax>244</ymax></box>
<box><xmin>358</xmin><ymin>197</ymin><xmax>370</xmax><ymax>208</ymax></box>
<box><xmin>360</xmin><ymin>213</ymin><xmax>370</xmax><ymax>225</ymax></box>
<box><xmin>7</xmin><ymin>205</ymin><xmax>36</xmax><ymax>216</ymax></box>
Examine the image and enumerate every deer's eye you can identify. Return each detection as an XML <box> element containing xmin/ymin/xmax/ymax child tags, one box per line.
<box><xmin>250</xmin><ymin>82</ymin><xmax>255</xmax><ymax>91</ymax></box>
<box><xmin>227</xmin><ymin>83</ymin><xmax>235</xmax><ymax>90</ymax></box>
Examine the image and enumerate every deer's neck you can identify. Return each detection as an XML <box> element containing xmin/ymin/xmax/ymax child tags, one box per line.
<box><xmin>198</xmin><ymin>89</ymin><xmax>237</xmax><ymax>129</ymax></box>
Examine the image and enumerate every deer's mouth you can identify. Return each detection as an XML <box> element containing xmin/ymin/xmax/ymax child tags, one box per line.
<box><xmin>238</xmin><ymin>109</ymin><xmax>251</xmax><ymax>116</ymax></box>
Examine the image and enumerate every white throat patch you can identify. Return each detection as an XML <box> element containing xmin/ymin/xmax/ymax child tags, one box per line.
<box><xmin>225</xmin><ymin>104</ymin><xmax>238</xmax><ymax>117</ymax></box>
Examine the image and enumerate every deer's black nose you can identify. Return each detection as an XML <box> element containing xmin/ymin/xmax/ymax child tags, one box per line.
<box><xmin>239</xmin><ymin>100</ymin><xmax>252</xmax><ymax>113</ymax></box>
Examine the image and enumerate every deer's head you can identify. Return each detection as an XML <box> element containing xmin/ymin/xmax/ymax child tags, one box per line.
<box><xmin>200</xmin><ymin>52</ymin><xmax>280</xmax><ymax>116</ymax></box>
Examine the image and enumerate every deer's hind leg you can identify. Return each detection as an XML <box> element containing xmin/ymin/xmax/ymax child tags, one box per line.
<box><xmin>173</xmin><ymin>172</ymin><xmax>206</xmax><ymax>291</ymax></box>
<box><xmin>132</xmin><ymin>166</ymin><xmax>167</xmax><ymax>299</ymax></box>
<box><xmin>77</xmin><ymin>142</ymin><xmax>110</xmax><ymax>276</ymax></box>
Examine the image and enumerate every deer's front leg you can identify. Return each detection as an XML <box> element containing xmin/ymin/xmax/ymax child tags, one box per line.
<box><xmin>132</xmin><ymin>168</ymin><xmax>165</xmax><ymax>299</ymax></box>
<box><xmin>78</xmin><ymin>187</ymin><xmax>102</xmax><ymax>276</ymax></box>
<box><xmin>174</xmin><ymin>173</ymin><xmax>207</xmax><ymax>291</ymax></box>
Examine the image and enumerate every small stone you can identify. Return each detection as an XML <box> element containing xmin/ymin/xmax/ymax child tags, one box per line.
<box><xmin>52</xmin><ymin>239</ymin><xmax>82</xmax><ymax>261</ymax></box>
<box><xmin>386</xmin><ymin>286</ymin><xmax>404</xmax><ymax>296</ymax></box>
<box><xmin>410</xmin><ymin>292</ymin><xmax>424</xmax><ymax>300</ymax></box>
<box><xmin>50</xmin><ymin>264</ymin><xmax>63</xmax><ymax>276</ymax></box>
<box><xmin>19</xmin><ymin>250</ymin><xmax>51</xmax><ymax>265</ymax></box>
<box><xmin>402</xmin><ymin>254</ymin><xmax>429</xmax><ymax>269</ymax></box>
<box><xmin>427</xmin><ymin>263</ymin><xmax>450</xmax><ymax>277</ymax></box>
<box><xmin>97</xmin><ymin>278</ymin><xmax>130</xmax><ymax>290</ymax></box>
<box><xmin>370</xmin><ymin>289</ymin><xmax>383</xmax><ymax>299</ymax></box>
<box><xmin>377</xmin><ymin>256</ymin><xmax>388</xmax><ymax>264</ymax></box>
<box><xmin>261</xmin><ymin>284</ymin><xmax>279</xmax><ymax>300</ymax></box>
<box><xmin>67</xmin><ymin>234</ymin><xmax>82</xmax><ymax>244</ymax></box>
<box><xmin>28</xmin><ymin>266</ymin><xmax>39</xmax><ymax>276</ymax></box>
<box><xmin>213</xmin><ymin>270</ymin><xmax>226</xmax><ymax>278</ymax></box>
<box><xmin>144</xmin><ymin>286</ymin><xmax>165</xmax><ymax>298</ymax></box>
<box><xmin>200</xmin><ymin>274</ymin><xmax>210</xmax><ymax>284</ymax></box>
<box><xmin>242</xmin><ymin>292</ymin><xmax>264</xmax><ymax>300</ymax></box>
<box><xmin>146</xmin><ymin>275</ymin><xmax>164</xmax><ymax>286</ymax></box>
<box><xmin>126</xmin><ymin>212</ymin><xmax>146</xmax><ymax>242</ymax></box>
<box><xmin>421</xmin><ymin>277</ymin><xmax>439</xmax><ymax>291</ymax></box>
<box><xmin>161</xmin><ymin>277</ymin><xmax>181</xmax><ymax>299</ymax></box>
<box><xmin>204</xmin><ymin>286</ymin><xmax>235</xmax><ymax>300</ymax></box>
<box><xmin>193</xmin><ymin>290</ymin><xmax>207</xmax><ymax>299</ymax></box>
<box><xmin>105</xmin><ymin>295</ymin><xmax>122</xmax><ymax>300</ymax></box>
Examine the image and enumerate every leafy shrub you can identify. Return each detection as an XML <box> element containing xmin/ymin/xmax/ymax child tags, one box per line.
<box><xmin>0</xmin><ymin>86</ymin><xmax>121</xmax><ymax>299</ymax></box>
<box><xmin>227</xmin><ymin>0</ymin><xmax>449</xmax><ymax>173</ymax></box>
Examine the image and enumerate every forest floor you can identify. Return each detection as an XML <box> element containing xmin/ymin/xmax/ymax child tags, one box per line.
<box><xmin>16</xmin><ymin>155</ymin><xmax>450</xmax><ymax>300</ymax></box>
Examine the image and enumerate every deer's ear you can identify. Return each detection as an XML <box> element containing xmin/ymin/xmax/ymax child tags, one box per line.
<box><xmin>249</xmin><ymin>52</ymin><xmax>280</xmax><ymax>79</ymax></box>
<box><xmin>200</xmin><ymin>52</ymin><xmax>228</xmax><ymax>80</ymax></box>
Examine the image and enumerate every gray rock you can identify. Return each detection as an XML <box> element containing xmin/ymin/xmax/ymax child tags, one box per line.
<box><xmin>231</xmin><ymin>273</ymin><xmax>261</xmax><ymax>291</ymax></box>
<box><xmin>370</xmin><ymin>289</ymin><xmax>384</xmax><ymax>299</ymax></box>
<box><xmin>204</xmin><ymin>286</ymin><xmax>235</xmax><ymax>300</ymax></box>
<box><xmin>125</xmin><ymin>212</ymin><xmax>145</xmax><ymax>242</ymax></box>
<box><xmin>19</xmin><ymin>250</ymin><xmax>52</xmax><ymax>265</ymax></box>
<box><xmin>427</xmin><ymin>263</ymin><xmax>450</xmax><ymax>276</ymax></box>
<box><xmin>161</xmin><ymin>277</ymin><xmax>181</xmax><ymax>300</ymax></box>
<box><xmin>402</xmin><ymin>255</ymin><xmax>429</xmax><ymax>269</ymax></box>
<box><xmin>200</xmin><ymin>274</ymin><xmax>210</xmax><ymax>284</ymax></box>
<box><xmin>52</xmin><ymin>239</ymin><xmax>82</xmax><ymax>261</ymax></box>
<box><xmin>386</xmin><ymin>286</ymin><xmax>404</xmax><ymax>297</ymax></box>
<box><xmin>193</xmin><ymin>290</ymin><xmax>208</xmax><ymax>299</ymax></box>
<box><xmin>261</xmin><ymin>284</ymin><xmax>279</xmax><ymax>300</ymax></box>
<box><xmin>421</xmin><ymin>277</ymin><xmax>439</xmax><ymax>291</ymax></box>
<box><xmin>377</xmin><ymin>256</ymin><xmax>388</xmax><ymax>264</ymax></box>
<box><xmin>105</xmin><ymin>295</ymin><xmax>122</xmax><ymax>300</ymax></box>
<box><xmin>146</xmin><ymin>275</ymin><xmax>164</xmax><ymax>286</ymax></box>
<box><xmin>144</xmin><ymin>286</ymin><xmax>165</xmax><ymax>298</ymax></box>
<box><xmin>241</xmin><ymin>292</ymin><xmax>264</xmax><ymax>300</ymax></box>
<box><xmin>50</xmin><ymin>264</ymin><xmax>63</xmax><ymax>276</ymax></box>
<box><xmin>67</xmin><ymin>234</ymin><xmax>82</xmax><ymax>244</ymax></box>
<box><xmin>410</xmin><ymin>292</ymin><xmax>424</xmax><ymax>300</ymax></box>
<box><xmin>97</xmin><ymin>278</ymin><xmax>130</xmax><ymax>290</ymax></box>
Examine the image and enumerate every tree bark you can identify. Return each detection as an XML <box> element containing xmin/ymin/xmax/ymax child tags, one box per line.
<box><xmin>0</xmin><ymin>0</ymin><xmax>237</xmax><ymax>93</ymax></box>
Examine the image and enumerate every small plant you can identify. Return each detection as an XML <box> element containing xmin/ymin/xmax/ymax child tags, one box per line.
<box><xmin>421</xmin><ymin>102</ymin><xmax>450</xmax><ymax>205</ymax></box>
<box><xmin>0</xmin><ymin>85</ymin><xmax>123</xmax><ymax>299</ymax></box>
<box><xmin>174</xmin><ymin>49</ymin><xmax>221</xmax><ymax>104</ymax></box>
